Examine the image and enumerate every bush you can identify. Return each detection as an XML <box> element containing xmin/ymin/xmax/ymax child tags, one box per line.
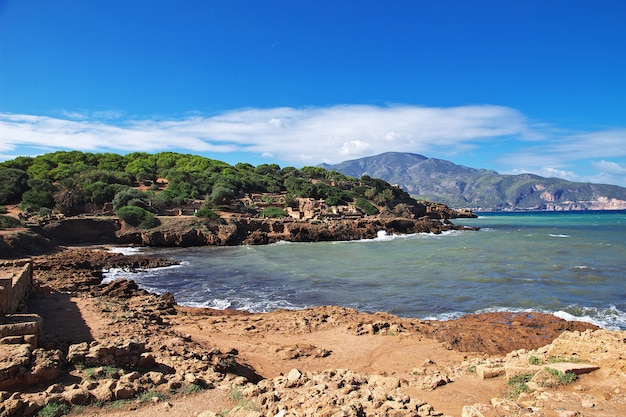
<box><xmin>0</xmin><ymin>206</ymin><xmax>7</xmax><ymax>214</ymax></box>
<box><xmin>0</xmin><ymin>168</ymin><xmax>29</xmax><ymax>204</ymax></box>
<box><xmin>36</xmin><ymin>402</ymin><xmax>71</xmax><ymax>417</ymax></box>
<box><xmin>0</xmin><ymin>215</ymin><xmax>21</xmax><ymax>229</ymax></box>
<box><xmin>116</xmin><ymin>206</ymin><xmax>160</xmax><ymax>229</ymax></box>
<box><xmin>112</xmin><ymin>188</ymin><xmax>150</xmax><ymax>210</ymax></box>
<box><xmin>355</xmin><ymin>198</ymin><xmax>379</xmax><ymax>215</ymax></box>
<box><xmin>507</xmin><ymin>372</ymin><xmax>534</xmax><ymax>398</ymax></box>
<box><xmin>545</xmin><ymin>367</ymin><xmax>577</xmax><ymax>385</ymax></box>
<box><xmin>195</xmin><ymin>207</ymin><xmax>220</xmax><ymax>219</ymax></box>
<box><xmin>260</xmin><ymin>207</ymin><xmax>287</xmax><ymax>218</ymax></box>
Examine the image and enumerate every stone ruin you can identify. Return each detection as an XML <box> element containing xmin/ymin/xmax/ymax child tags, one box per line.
<box><xmin>0</xmin><ymin>260</ymin><xmax>43</xmax><ymax>386</ymax></box>
<box><xmin>0</xmin><ymin>258</ymin><xmax>43</xmax><ymax>349</ymax></box>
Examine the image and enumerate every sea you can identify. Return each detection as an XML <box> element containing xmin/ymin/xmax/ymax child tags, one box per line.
<box><xmin>103</xmin><ymin>210</ymin><xmax>626</xmax><ymax>330</ymax></box>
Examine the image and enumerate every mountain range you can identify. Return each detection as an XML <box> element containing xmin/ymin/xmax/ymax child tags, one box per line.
<box><xmin>320</xmin><ymin>152</ymin><xmax>626</xmax><ymax>211</ymax></box>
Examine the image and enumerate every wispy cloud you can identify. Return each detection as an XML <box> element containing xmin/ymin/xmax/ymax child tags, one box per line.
<box><xmin>0</xmin><ymin>104</ymin><xmax>530</xmax><ymax>162</ymax></box>
<box><xmin>1</xmin><ymin>104</ymin><xmax>625</xmax><ymax>186</ymax></box>
<box><xmin>592</xmin><ymin>160</ymin><xmax>626</xmax><ymax>175</ymax></box>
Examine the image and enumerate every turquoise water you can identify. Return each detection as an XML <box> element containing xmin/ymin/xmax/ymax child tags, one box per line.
<box><xmin>104</xmin><ymin>211</ymin><xmax>626</xmax><ymax>329</ymax></box>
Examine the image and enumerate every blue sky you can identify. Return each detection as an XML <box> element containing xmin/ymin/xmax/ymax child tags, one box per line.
<box><xmin>1</xmin><ymin>1</ymin><xmax>625</xmax><ymax>186</ymax></box>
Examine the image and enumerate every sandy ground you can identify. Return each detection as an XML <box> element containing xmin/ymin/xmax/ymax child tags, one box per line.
<box><xmin>25</xmin><ymin>289</ymin><xmax>625</xmax><ymax>417</ymax></box>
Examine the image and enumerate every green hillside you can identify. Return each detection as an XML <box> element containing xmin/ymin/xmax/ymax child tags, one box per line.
<box><xmin>0</xmin><ymin>151</ymin><xmax>429</xmax><ymax>222</ymax></box>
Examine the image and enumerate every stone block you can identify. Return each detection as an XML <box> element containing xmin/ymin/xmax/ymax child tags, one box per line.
<box><xmin>0</xmin><ymin>314</ymin><xmax>43</xmax><ymax>344</ymax></box>
<box><xmin>475</xmin><ymin>364</ymin><xmax>505</xmax><ymax>380</ymax></box>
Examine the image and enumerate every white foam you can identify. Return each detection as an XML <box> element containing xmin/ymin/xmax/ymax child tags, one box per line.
<box><xmin>549</xmin><ymin>233</ymin><xmax>570</xmax><ymax>238</ymax></box>
<box><xmin>473</xmin><ymin>305</ymin><xmax>626</xmax><ymax>330</ymax></box>
<box><xmin>421</xmin><ymin>311</ymin><xmax>466</xmax><ymax>321</ymax></box>
<box><xmin>107</xmin><ymin>246</ymin><xmax>143</xmax><ymax>255</ymax></box>
<box><xmin>554</xmin><ymin>305</ymin><xmax>626</xmax><ymax>330</ymax></box>
<box><xmin>101</xmin><ymin>267</ymin><xmax>134</xmax><ymax>284</ymax></box>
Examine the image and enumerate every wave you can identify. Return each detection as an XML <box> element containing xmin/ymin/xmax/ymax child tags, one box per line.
<box><xmin>107</xmin><ymin>246</ymin><xmax>144</xmax><ymax>255</ymax></box>
<box><xmin>101</xmin><ymin>263</ymin><xmax>184</xmax><ymax>284</ymax></box>
<box><xmin>548</xmin><ymin>233</ymin><xmax>570</xmax><ymax>238</ymax></box>
<box><xmin>337</xmin><ymin>229</ymin><xmax>462</xmax><ymax>244</ymax></box>
<box><xmin>181</xmin><ymin>297</ymin><xmax>301</xmax><ymax>313</ymax></box>
<box><xmin>472</xmin><ymin>305</ymin><xmax>626</xmax><ymax>330</ymax></box>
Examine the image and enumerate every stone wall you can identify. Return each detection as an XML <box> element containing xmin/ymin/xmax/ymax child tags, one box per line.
<box><xmin>0</xmin><ymin>260</ymin><xmax>31</xmax><ymax>315</ymax></box>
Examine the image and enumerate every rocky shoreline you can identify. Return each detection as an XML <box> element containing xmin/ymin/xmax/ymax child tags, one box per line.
<box><xmin>2</xmin><ymin>247</ymin><xmax>625</xmax><ymax>416</ymax></box>
<box><xmin>0</xmin><ymin>213</ymin><xmax>478</xmax><ymax>258</ymax></box>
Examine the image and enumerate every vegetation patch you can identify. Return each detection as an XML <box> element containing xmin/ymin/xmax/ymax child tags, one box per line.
<box><xmin>545</xmin><ymin>367</ymin><xmax>577</xmax><ymax>385</ymax></box>
<box><xmin>260</xmin><ymin>207</ymin><xmax>287</xmax><ymax>218</ymax></box>
<box><xmin>356</xmin><ymin>198</ymin><xmax>379</xmax><ymax>215</ymax></box>
<box><xmin>36</xmin><ymin>402</ymin><xmax>71</xmax><ymax>417</ymax></box>
<box><xmin>137</xmin><ymin>389</ymin><xmax>168</xmax><ymax>403</ymax></box>
<box><xmin>547</xmin><ymin>355</ymin><xmax>581</xmax><ymax>363</ymax></box>
<box><xmin>116</xmin><ymin>206</ymin><xmax>160</xmax><ymax>229</ymax></box>
<box><xmin>80</xmin><ymin>364</ymin><xmax>122</xmax><ymax>380</ymax></box>
<box><xmin>183</xmin><ymin>383</ymin><xmax>206</xmax><ymax>394</ymax></box>
<box><xmin>507</xmin><ymin>372</ymin><xmax>534</xmax><ymax>398</ymax></box>
<box><xmin>195</xmin><ymin>207</ymin><xmax>220</xmax><ymax>219</ymax></box>
<box><xmin>0</xmin><ymin>150</ymin><xmax>433</xmax><ymax>223</ymax></box>
<box><xmin>0</xmin><ymin>214</ymin><xmax>21</xmax><ymax>229</ymax></box>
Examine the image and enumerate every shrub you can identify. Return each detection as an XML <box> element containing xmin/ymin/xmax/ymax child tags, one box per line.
<box><xmin>355</xmin><ymin>198</ymin><xmax>379</xmax><ymax>215</ymax></box>
<box><xmin>116</xmin><ymin>206</ymin><xmax>160</xmax><ymax>229</ymax></box>
<box><xmin>112</xmin><ymin>187</ymin><xmax>150</xmax><ymax>210</ymax></box>
<box><xmin>0</xmin><ymin>206</ymin><xmax>7</xmax><ymax>214</ymax></box>
<box><xmin>545</xmin><ymin>367</ymin><xmax>577</xmax><ymax>385</ymax></box>
<box><xmin>183</xmin><ymin>383</ymin><xmax>205</xmax><ymax>394</ymax></box>
<box><xmin>507</xmin><ymin>372</ymin><xmax>534</xmax><ymax>398</ymax></box>
<box><xmin>0</xmin><ymin>215</ymin><xmax>21</xmax><ymax>229</ymax></box>
<box><xmin>195</xmin><ymin>207</ymin><xmax>220</xmax><ymax>219</ymax></box>
<box><xmin>36</xmin><ymin>402</ymin><xmax>71</xmax><ymax>417</ymax></box>
<box><xmin>260</xmin><ymin>207</ymin><xmax>287</xmax><ymax>218</ymax></box>
<box><xmin>0</xmin><ymin>168</ymin><xmax>29</xmax><ymax>204</ymax></box>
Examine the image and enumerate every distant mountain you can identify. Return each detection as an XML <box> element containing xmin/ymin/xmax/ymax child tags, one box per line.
<box><xmin>321</xmin><ymin>152</ymin><xmax>626</xmax><ymax>211</ymax></box>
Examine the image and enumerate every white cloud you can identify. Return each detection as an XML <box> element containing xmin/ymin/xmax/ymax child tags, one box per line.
<box><xmin>506</xmin><ymin>167</ymin><xmax>580</xmax><ymax>181</ymax></box>
<box><xmin>592</xmin><ymin>160</ymin><xmax>626</xmax><ymax>174</ymax></box>
<box><xmin>0</xmin><ymin>104</ymin><xmax>529</xmax><ymax>164</ymax></box>
<box><xmin>536</xmin><ymin>167</ymin><xmax>580</xmax><ymax>181</ymax></box>
<box><xmin>1</xmin><ymin>105</ymin><xmax>625</xmax><ymax>188</ymax></box>
<box><xmin>548</xmin><ymin>129</ymin><xmax>626</xmax><ymax>159</ymax></box>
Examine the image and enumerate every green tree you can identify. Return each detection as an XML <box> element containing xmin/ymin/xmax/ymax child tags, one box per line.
<box><xmin>124</xmin><ymin>152</ymin><xmax>157</xmax><ymax>182</ymax></box>
<box><xmin>208</xmin><ymin>185</ymin><xmax>235</xmax><ymax>206</ymax></box>
<box><xmin>0</xmin><ymin>168</ymin><xmax>29</xmax><ymax>204</ymax></box>
<box><xmin>301</xmin><ymin>166</ymin><xmax>327</xmax><ymax>179</ymax></box>
<box><xmin>0</xmin><ymin>156</ymin><xmax>34</xmax><ymax>171</ymax></box>
<box><xmin>53</xmin><ymin>177</ymin><xmax>85</xmax><ymax>215</ymax></box>
<box><xmin>20</xmin><ymin>179</ymin><xmax>56</xmax><ymax>212</ymax></box>
<box><xmin>84</xmin><ymin>181</ymin><xmax>118</xmax><ymax>205</ymax></box>
<box><xmin>96</xmin><ymin>152</ymin><xmax>127</xmax><ymax>172</ymax></box>
<box><xmin>112</xmin><ymin>187</ymin><xmax>150</xmax><ymax>210</ymax></box>
<box><xmin>26</xmin><ymin>154</ymin><xmax>57</xmax><ymax>180</ymax></box>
